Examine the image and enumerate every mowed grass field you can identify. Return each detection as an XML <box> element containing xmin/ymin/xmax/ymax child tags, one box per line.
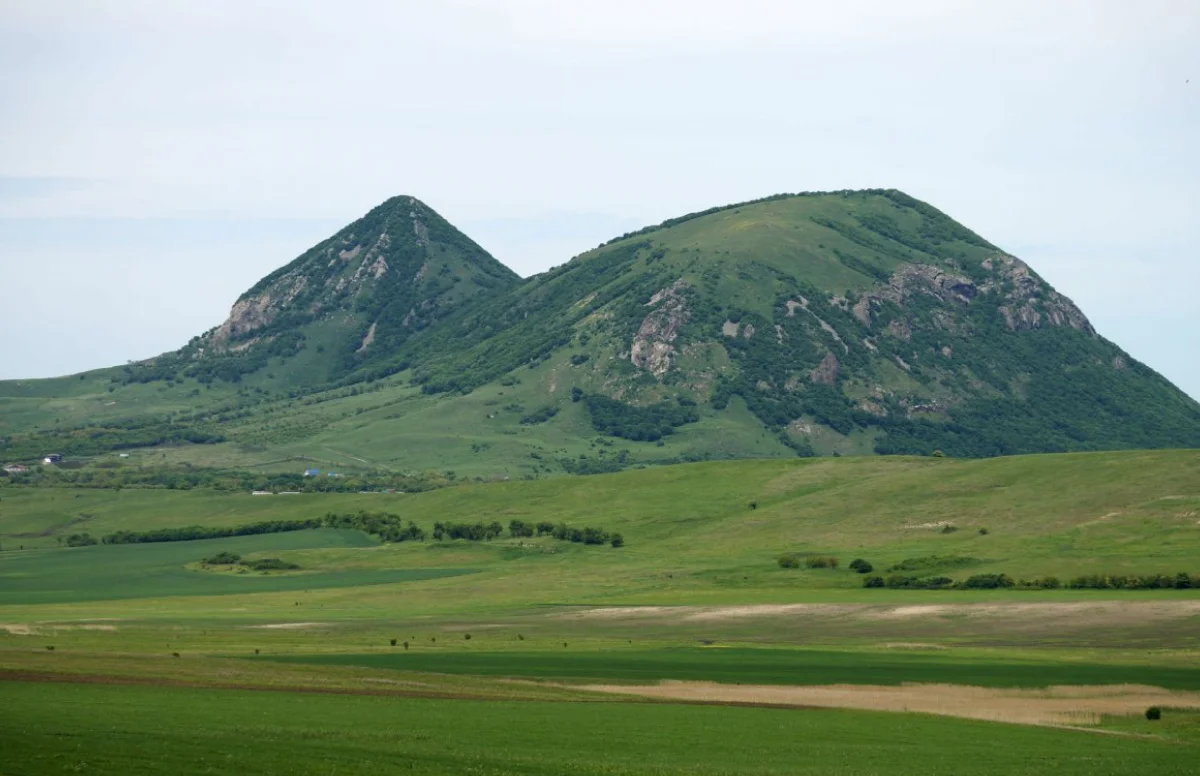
<box><xmin>2</xmin><ymin>451</ymin><xmax>1199</xmax><ymax>773</ymax></box>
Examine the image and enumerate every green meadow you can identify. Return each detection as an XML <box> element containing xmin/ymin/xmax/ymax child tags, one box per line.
<box><xmin>2</xmin><ymin>451</ymin><xmax>1199</xmax><ymax>773</ymax></box>
<box><xmin>267</xmin><ymin>647</ymin><xmax>1200</xmax><ymax>689</ymax></box>
<box><xmin>2</xmin><ymin>681</ymin><xmax>1197</xmax><ymax>776</ymax></box>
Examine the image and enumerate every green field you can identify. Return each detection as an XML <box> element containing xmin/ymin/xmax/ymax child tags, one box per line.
<box><xmin>267</xmin><ymin>647</ymin><xmax>1200</xmax><ymax>689</ymax></box>
<box><xmin>0</xmin><ymin>529</ymin><xmax>474</xmax><ymax>605</ymax></box>
<box><xmin>2</xmin><ymin>681</ymin><xmax>1196</xmax><ymax>776</ymax></box>
<box><xmin>2</xmin><ymin>451</ymin><xmax>1199</xmax><ymax>773</ymax></box>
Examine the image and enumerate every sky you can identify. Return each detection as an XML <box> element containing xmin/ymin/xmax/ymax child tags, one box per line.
<box><xmin>1</xmin><ymin>1</ymin><xmax>1197</xmax><ymax>399</ymax></box>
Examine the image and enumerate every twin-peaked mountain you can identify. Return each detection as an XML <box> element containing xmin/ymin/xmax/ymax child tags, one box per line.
<box><xmin>7</xmin><ymin>189</ymin><xmax>1199</xmax><ymax>471</ymax></box>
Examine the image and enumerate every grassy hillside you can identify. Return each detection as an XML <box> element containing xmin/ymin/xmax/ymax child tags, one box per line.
<box><xmin>4</xmin><ymin>190</ymin><xmax>1198</xmax><ymax>476</ymax></box>
<box><xmin>4</xmin><ymin>451</ymin><xmax>1198</xmax><ymax>614</ymax></box>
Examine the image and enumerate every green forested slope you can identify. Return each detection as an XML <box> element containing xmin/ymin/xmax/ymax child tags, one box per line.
<box><xmin>2</xmin><ymin>190</ymin><xmax>1197</xmax><ymax>473</ymax></box>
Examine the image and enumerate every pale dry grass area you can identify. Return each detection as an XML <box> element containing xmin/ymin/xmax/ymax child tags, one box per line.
<box><xmin>1</xmin><ymin>622</ymin><xmax>117</xmax><ymax>635</ymax></box>
<box><xmin>579</xmin><ymin>680</ymin><xmax>1200</xmax><ymax>726</ymax></box>
<box><xmin>567</xmin><ymin>600</ymin><xmax>1200</xmax><ymax>627</ymax></box>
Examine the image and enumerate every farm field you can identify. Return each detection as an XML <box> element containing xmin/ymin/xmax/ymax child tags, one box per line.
<box><xmin>2</xmin><ymin>680</ymin><xmax>1198</xmax><ymax>776</ymax></box>
<box><xmin>1</xmin><ymin>451</ymin><xmax>1199</xmax><ymax>773</ymax></box>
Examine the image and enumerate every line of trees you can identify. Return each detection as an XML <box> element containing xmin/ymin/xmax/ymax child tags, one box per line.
<box><xmin>86</xmin><ymin>512</ymin><xmax>621</xmax><ymax>549</ymax></box>
<box><xmin>433</xmin><ymin>518</ymin><xmax>623</xmax><ymax>547</ymax></box>
<box><xmin>101</xmin><ymin>511</ymin><xmax>425</xmax><ymax>546</ymax></box>
<box><xmin>102</xmin><ymin>518</ymin><xmax>323</xmax><ymax>545</ymax></box>
<box><xmin>863</xmin><ymin>571</ymin><xmax>1200</xmax><ymax>590</ymax></box>
<box><xmin>2</xmin><ymin>462</ymin><xmax>447</xmax><ymax>494</ymax></box>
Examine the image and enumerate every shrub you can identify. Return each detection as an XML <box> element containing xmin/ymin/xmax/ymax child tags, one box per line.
<box><xmin>849</xmin><ymin>558</ymin><xmax>874</xmax><ymax>574</ymax></box>
<box><xmin>888</xmin><ymin>555</ymin><xmax>979</xmax><ymax>573</ymax></box>
<box><xmin>805</xmin><ymin>555</ymin><xmax>839</xmax><ymax>569</ymax></box>
<box><xmin>883</xmin><ymin>574</ymin><xmax>953</xmax><ymax>589</ymax></box>
<box><xmin>777</xmin><ymin>554</ymin><xmax>802</xmax><ymax>569</ymax></box>
<box><xmin>203</xmin><ymin>551</ymin><xmax>242</xmax><ymax>565</ymax></box>
<box><xmin>1146</xmin><ymin>706</ymin><xmax>1162</xmax><ymax>720</ymax></box>
<box><xmin>979</xmin><ymin>527</ymin><xmax>990</xmax><ymax>535</ymax></box>
<box><xmin>242</xmin><ymin>558</ymin><xmax>299</xmax><ymax>571</ymax></box>
<box><xmin>610</xmin><ymin>533</ymin><xmax>624</xmax><ymax>548</ymax></box>
<box><xmin>65</xmin><ymin>533</ymin><xmax>98</xmax><ymax>547</ymax></box>
<box><xmin>940</xmin><ymin>524</ymin><xmax>958</xmax><ymax>534</ymax></box>
<box><xmin>863</xmin><ymin>575</ymin><xmax>885</xmax><ymax>588</ymax></box>
<box><xmin>961</xmin><ymin>573</ymin><xmax>1015</xmax><ymax>589</ymax></box>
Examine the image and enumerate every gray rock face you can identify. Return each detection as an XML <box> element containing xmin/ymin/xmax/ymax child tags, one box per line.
<box><xmin>631</xmin><ymin>279</ymin><xmax>690</xmax><ymax>378</ymax></box>
<box><xmin>983</xmin><ymin>255</ymin><xmax>1094</xmax><ymax>334</ymax></box>
<box><xmin>809</xmin><ymin>351</ymin><xmax>840</xmax><ymax>386</ymax></box>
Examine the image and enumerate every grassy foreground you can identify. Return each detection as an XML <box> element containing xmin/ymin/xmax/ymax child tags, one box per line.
<box><xmin>1</xmin><ymin>451</ymin><xmax>1198</xmax><ymax>773</ymax></box>
<box><xmin>2</xmin><ymin>680</ymin><xmax>1197</xmax><ymax>776</ymax></box>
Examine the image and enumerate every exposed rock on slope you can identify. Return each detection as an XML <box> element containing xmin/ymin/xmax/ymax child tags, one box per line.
<box><xmin>631</xmin><ymin>280</ymin><xmax>690</xmax><ymax>378</ymax></box>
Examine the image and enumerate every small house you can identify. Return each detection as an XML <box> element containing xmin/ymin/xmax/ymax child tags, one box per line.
<box><xmin>3</xmin><ymin>464</ymin><xmax>28</xmax><ymax>474</ymax></box>
<box><xmin>43</xmin><ymin>454</ymin><xmax>63</xmax><ymax>465</ymax></box>
<box><xmin>303</xmin><ymin>468</ymin><xmax>321</xmax><ymax>477</ymax></box>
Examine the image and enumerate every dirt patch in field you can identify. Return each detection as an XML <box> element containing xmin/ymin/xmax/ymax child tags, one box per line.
<box><xmin>567</xmin><ymin>601</ymin><xmax>1200</xmax><ymax>628</ymax></box>
<box><xmin>51</xmin><ymin>624</ymin><xmax>118</xmax><ymax>631</ymax></box>
<box><xmin>579</xmin><ymin>681</ymin><xmax>1200</xmax><ymax>726</ymax></box>
<box><xmin>249</xmin><ymin>622</ymin><xmax>331</xmax><ymax>630</ymax></box>
<box><xmin>0</xmin><ymin>623</ymin><xmax>35</xmax><ymax>636</ymax></box>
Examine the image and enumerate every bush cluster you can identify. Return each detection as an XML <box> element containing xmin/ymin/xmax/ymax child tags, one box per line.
<box><xmin>324</xmin><ymin>511</ymin><xmax>425</xmax><ymax>542</ymax></box>
<box><xmin>848</xmin><ymin>558</ymin><xmax>873</xmax><ymax>574</ymax></box>
<box><xmin>584</xmin><ymin>395</ymin><xmax>699</xmax><ymax>442</ymax></box>
<box><xmin>65</xmin><ymin>533</ymin><xmax>98</xmax><ymax>547</ymax></box>
<box><xmin>200</xmin><ymin>552</ymin><xmax>299</xmax><ymax>572</ymax></box>
<box><xmin>863</xmin><ymin>571</ymin><xmax>1200</xmax><ymax>590</ymax></box>
<box><xmin>103</xmin><ymin>511</ymin><xmax>425</xmax><ymax>546</ymax></box>
<box><xmin>433</xmin><ymin>521</ymin><xmax>505</xmax><ymax>541</ymax></box>
<box><xmin>777</xmin><ymin>554</ymin><xmax>839</xmax><ymax>569</ymax></box>
<box><xmin>4</xmin><ymin>461</ymin><xmax>445</xmax><ymax>495</ymax></box>
<box><xmin>435</xmin><ymin>519</ymin><xmax>624</xmax><ymax>547</ymax></box>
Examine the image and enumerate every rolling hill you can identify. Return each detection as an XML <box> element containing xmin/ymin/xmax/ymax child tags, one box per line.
<box><xmin>2</xmin><ymin>189</ymin><xmax>1198</xmax><ymax>476</ymax></box>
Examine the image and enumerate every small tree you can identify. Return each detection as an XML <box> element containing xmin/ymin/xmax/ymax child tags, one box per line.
<box><xmin>849</xmin><ymin>558</ymin><xmax>873</xmax><ymax>574</ymax></box>
<box><xmin>610</xmin><ymin>533</ymin><xmax>624</xmax><ymax>548</ymax></box>
<box><xmin>1146</xmin><ymin>706</ymin><xmax>1162</xmax><ymax>720</ymax></box>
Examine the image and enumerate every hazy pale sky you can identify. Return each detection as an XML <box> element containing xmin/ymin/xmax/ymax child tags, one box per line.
<box><xmin>2</xmin><ymin>1</ymin><xmax>1197</xmax><ymax>399</ymax></box>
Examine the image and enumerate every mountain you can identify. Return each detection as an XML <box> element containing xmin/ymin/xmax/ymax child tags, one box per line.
<box><xmin>129</xmin><ymin>195</ymin><xmax>521</xmax><ymax>386</ymax></box>
<box><xmin>2</xmin><ymin>189</ymin><xmax>1198</xmax><ymax>475</ymax></box>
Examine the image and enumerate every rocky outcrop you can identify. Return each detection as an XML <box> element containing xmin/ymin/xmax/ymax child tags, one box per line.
<box><xmin>809</xmin><ymin>351</ymin><xmax>840</xmax><ymax>386</ymax></box>
<box><xmin>631</xmin><ymin>280</ymin><xmax>690</xmax><ymax>378</ymax></box>
<box><xmin>852</xmin><ymin>262</ymin><xmax>977</xmax><ymax>329</ymax></box>
<box><xmin>209</xmin><ymin>274</ymin><xmax>308</xmax><ymax>346</ymax></box>
<box><xmin>983</xmin><ymin>255</ymin><xmax>1094</xmax><ymax>334</ymax></box>
<box><xmin>849</xmin><ymin>256</ymin><xmax>1094</xmax><ymax>338</ymax></box>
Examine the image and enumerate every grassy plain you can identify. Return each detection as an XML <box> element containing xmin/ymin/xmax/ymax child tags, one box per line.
<box><xmin>1</xmin><ymin>451</ymin><xmax>1199</xmax><ymax>773</ymax></box>
<box><xmin>3</xmin><ymin>681</ymin><xmax>1198</xmax><ymax>776</ymax></box>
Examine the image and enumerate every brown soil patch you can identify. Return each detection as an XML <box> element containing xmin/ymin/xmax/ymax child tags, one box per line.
<box><xmin>579</xmin><ymin>681</ymin><xmax>1200</xmax><ymax>726</ymax></box>
<box><xmin>249</xmin><ymin>622</ymin><xmax>331</xmax><ymax>630</ymax></box>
